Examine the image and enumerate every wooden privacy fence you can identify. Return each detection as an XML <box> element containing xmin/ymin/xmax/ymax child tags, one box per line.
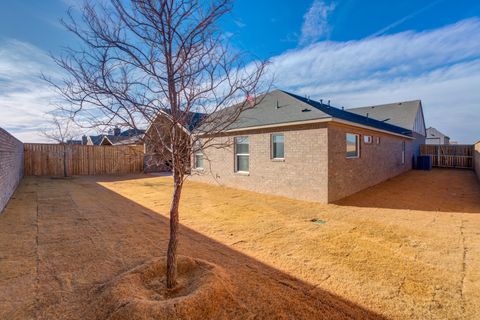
<box><xmin>420</xmin><ymin>144</ymin><xmax>474</xmax><ymax>169</ymax></box>
<box><xmin>24</xmin><ymin>144</ymin><xmax>144</xmax><ymax>176</ymax></box>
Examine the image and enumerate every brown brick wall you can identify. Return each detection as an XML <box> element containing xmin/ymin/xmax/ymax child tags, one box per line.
<box><xmin>475</xmin><ymin>141</ymin><xmax>480</xmax><ymax>181</ymax></box>
<box><xmin>143</xmin><ymin>116</ymin><xmax>190</xmax><ymax>173</ymax></box>
<box><xmin>189</xmin><ymin>121</ymin><xmax>424</xmax><ymax>203</ymax></box>
<box><xmin>0</xmin><ymin>128</ymin><xmax>23</xmax><ymax>213</ymax></box>
<box><xmin>327</xmin><ymin>123</ymin><xmax>423</xmax><ymax>202</ymax></box>
<box><xmin>190</xmin><ymin>123</ymin><xmax>330</xmax><ymax>202</ymax></box>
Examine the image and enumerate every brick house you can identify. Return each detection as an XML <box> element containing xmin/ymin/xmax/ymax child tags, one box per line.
<box><xmin>143</xmin><ymin>110</ymin><xmax>204</xmax><ymax>173</ymax></box>
<box><xmin>189</xmin><ymin>90</ymin><xmax>426</xmax><ymax>203</ymax></box>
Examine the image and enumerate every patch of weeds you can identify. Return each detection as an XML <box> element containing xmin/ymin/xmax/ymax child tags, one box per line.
<box><xmin>310</xmin><ymin>218</ymin><xmax>327</xmax><ymax>225</ymax></box>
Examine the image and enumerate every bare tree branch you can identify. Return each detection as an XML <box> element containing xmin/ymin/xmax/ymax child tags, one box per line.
<box><xmin>46</xmin><ymin>0</ymin><xmax>270</xmax><ymax>289</ymax></box>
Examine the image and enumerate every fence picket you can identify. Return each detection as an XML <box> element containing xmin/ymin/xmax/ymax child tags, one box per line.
<box><xmin>24</xmin><ymin>143</ymin><xmax>144</xmax><ymax>176</ymax></box>
<box><xmin>420</xmin><ymin>144</ymin><xmax>474</xmax><ymax>169</ymax></box>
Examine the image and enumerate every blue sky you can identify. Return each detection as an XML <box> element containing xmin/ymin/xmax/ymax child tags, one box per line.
<box><xmin>223</xmin><ymin>0</ymin><xmax>480</xmax><ymax>58</ymax></box>
<box><xmin>0</xmin><ymin>0</ymin><xmax>479</xmax><ymax>142</ymax></box>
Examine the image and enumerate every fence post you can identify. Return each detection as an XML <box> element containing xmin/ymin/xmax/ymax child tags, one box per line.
<box><xmin>420</xmin><ymin>144</ymin><xmax>474</xmax><ymax>169</ymax></box>
<box><xmin>23</xmin><ymin>143</ymin><xmax>145</xmax><ymax>176</ymax></box>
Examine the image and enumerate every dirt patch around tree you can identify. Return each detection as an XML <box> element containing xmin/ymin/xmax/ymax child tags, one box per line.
<box><xmin>88</xmin><ymin>256</ymin><xmax>245</xmax><ymax>320</ymax></box>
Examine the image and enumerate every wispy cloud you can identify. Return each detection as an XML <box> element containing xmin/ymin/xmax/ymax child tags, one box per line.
<box><xmin>233</xmin><ymin>18</ymin><xmax>246</xmax><ymax>28</ymax></box>
<box><xmin>299</xmin><ymin>0</ymin><xmax>335</xmax><ymax>46</ymax></box>
<box><xmin>0</xmin><ymin>39</ymin><xmax>64</xmax><ymax>142</ymax></box>
<box><xmin>270</xmin><ymin>18</ymin><xmax>480</xmax><ymax>143</ymax></box>
<box><xmin>370</xmin><ymin>0</ymin><xmax>446</xmax><ymax>37</ymax></box>
<box><xmin>1</xmin><ymin>19</ymin><xmax>479</xmax><ymax>143</ymax></box>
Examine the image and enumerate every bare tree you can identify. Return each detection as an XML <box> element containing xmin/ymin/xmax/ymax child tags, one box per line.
<box><xmin>45</xmin><ymin>0</ymin><xmax>268</xmax><ymax>288</ymax></box>
<box><xmin>42</xmin><ymin>114</ymin><xmax>80</xmax><ymax>177</ymax></box>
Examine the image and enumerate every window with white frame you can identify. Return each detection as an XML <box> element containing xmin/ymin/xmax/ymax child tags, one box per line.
<box><xmin>271</xmin><ymin>133</ymin><xmax>284</xmax><ymax>159</ymax></box>
<box><xmin>364</xmin><ymin>135</ymin><xmax>373</xmax><ymax>144</ymax></box>
<box><xmin>376</xmin><ymin>136</ymin><xmax>381</xmax><ymax>144</ymax></box>
<box><xmin>234</xmin><ymin>136</ymin><xmax>249</xmax><ymax>172</ymax></box>
<box><xmin>346</xmin><ymin>133</ymin><xmax>360</xmax><ymax>158</ymax></box>
<box><xmin>193</xmin><ymin>141</ymin><xmax>204</xmax><ymax>169</ymax></box>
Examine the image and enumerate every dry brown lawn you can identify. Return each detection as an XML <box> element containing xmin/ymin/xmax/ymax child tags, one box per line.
<box><xmin>1</xmin><ymin>169</ymin><xmax>480</xmax><ymax>319</ymax></box>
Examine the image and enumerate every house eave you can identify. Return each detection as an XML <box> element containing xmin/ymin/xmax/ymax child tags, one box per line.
<box><xmin>331</xmin><ymin>118</ymin><xmax>415</xmax><ymax>140</ymax></box>
<box><xmin>217</xmin><ymin>117</ymin><xmax>414</xmax><ymax>139</ymax></box>
<box><xmin>221</xmin><ymin>117</ymin><xmax>333</xmax><ymax>132</ymax></box>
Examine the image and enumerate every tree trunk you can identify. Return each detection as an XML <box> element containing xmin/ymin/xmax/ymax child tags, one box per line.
<box><xmin>166</xmin><ymin>176</ymin><xmax>183</xmax><ymax>289</ymax></box>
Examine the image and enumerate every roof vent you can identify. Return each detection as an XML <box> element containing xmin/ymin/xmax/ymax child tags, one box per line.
<box><xmin>366</xmin><ymin>113</ymin><xmax>369</xmax><ymax>118</ymax></box>
<box><xmin>327</xmin><ymin>100</ymin><xmax>330</xmax><ymax>106</ymax></box>
<box><xmin>341</xmin><ymin>106</ymin><xmax>344</xmax><ymax>110</ymax></box>
<box><xmin>302</xmin><ymin>108</ymin><xmax>311</xmax><ymax>112</ymax></box>
<box><xmin>320</xmin><ymin>99</ymin><xmax>323</xmax><ymax>104</ymax></box>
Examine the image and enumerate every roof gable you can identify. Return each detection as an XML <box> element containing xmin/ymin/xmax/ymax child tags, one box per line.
<box><xmin>88</xmin><ymin>135</ymin><xmax>105</xmax><ymax>145</ymax></box>
<box><xmin>347</xmin><ymin>100</ymin><xmax>422</xmax><ymax>132</ymax></box>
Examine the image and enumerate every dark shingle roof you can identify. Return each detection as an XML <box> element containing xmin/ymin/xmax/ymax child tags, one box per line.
<box><xmin>102</xmin><ymin>135</ymin><xmax>121</xmax><ymax>144</ymax></box>
<box><xmin>89</xmin><ymin>135</ymin><xmax>105</xmax><ymax>145</ymax></box>
<box><xmin>103</xmin><ymin>129</ymin><xmax>145</xmax><ymax>145</ymax></box>
<box><xmin>119</xmin><ymin>128</ymin><xmax>145</xmax><ymax>137</ymax></box>
<box><xmin>210</xmin><ymin>90</ymin><xmax>413</xmax><ymax>137</ymax></box>
<box><xmin>160</xmin><ymin>109</ymin><xmax>205</xmax><ymax>131</ymax></box>
<box><xmin>186</xmin><ymin>112</ymin><xmax>206</xmax><ymax>131</ymax></box>
<box><xmin>286</xmin><ymin>92</ymin><xmax>413</xmax><ymax>136</ymax></box>
<box><xmin>214</xmin><ymin>90</ymin><xmax>330</xmax><ymax>131</ymax></box>
<box><xmin>347</xmin><ymin>100</ymin><xmax>421</xmax><ymax>131</ymax></box>
<box><xmin>90</xmin><ymin>129</ymin><xmax>146</xmax><ymax>145</ymax></box>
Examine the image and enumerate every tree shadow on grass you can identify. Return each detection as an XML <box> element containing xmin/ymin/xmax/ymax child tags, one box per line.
<box><xmin>335</xmin><ymin>169</ymin><xmax>480</xmax><ymax>213</ymax></box>
<box><xmin>21</xmin><ymin>176</ymin><xmax>388</xmax><ymax>320</ymax></box>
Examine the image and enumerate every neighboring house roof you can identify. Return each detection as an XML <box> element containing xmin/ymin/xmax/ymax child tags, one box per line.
<box><xmin>146</xmin><ymin>110</ymin><xmax>206</xmax><ymax>137</ymax></box>
<box><xmin>112</xmin><ymin>136</ymin><xmax>144</xmax><ymax>145</ymax></box>
<box><xmin>426</xmin><ymin>127</ymin><xmax>450</xmax><ymax>139</ymax></box>
<box><xmin>156</xmin><ymin>109</ymin><xmax>205</xmax><ymax>131</ymax></box>
<box><xmin>90</xmin><ymin>129</ymin><xmax>146</xmax><ymax>146</ymax></box>
<box><xmin>101</xmin><ymin>135</ymin><xmax>141</xmax><ymax>145</ymax></box>
<box><xmin>100</xmin><ymin>136</ymin><xmax>115</xmax><ymax>145</ymax></box>
<box><xmin>88</xmin><ymin>135</ymin><xmax>105</xmax><ymax>145</ymax></box>
<box><xmin>186</xmin><ymin>112</ymin><xmax>206</xmax><ymax>131</ymax></box>
<box><xmin>202</xmin><ymin>90</ymin><xmax>413</xmax><ymax>138</ymax></box>
<box><xmin>119</xmin><ymin>128</ymin><xmax>146</xmax><ymax>137</ymax></box>
<box><xmin>100</xmin><ymin>129</ymin><xmax>146</xmax><ymax>145</ymax></box>
<box><xmin>347</xmin><ymin>100</ymin><xmax>425</xmax><ymax>134</ymax></box>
